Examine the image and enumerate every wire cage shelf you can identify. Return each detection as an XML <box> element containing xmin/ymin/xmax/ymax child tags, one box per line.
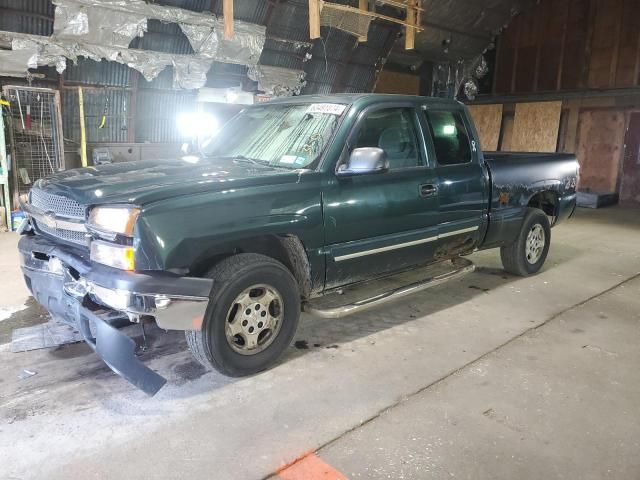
<box><xmin>2</xmin><ymin>86</ymin><xmax>65</xmax><ymax>201</ymax></box>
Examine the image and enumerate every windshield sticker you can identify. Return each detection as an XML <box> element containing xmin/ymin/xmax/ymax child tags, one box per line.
<box><xmin>306</xmin><ymin>103</ymin><xmax>346</xmax><ymax>116</ymax></box>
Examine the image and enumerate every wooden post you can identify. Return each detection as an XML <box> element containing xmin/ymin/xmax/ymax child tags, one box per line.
<box><xmin>357</xmin><ymin>0</ymin><xmax>368</xmax><ymax>42</ymax></box>
<box><xmin>309</xmin><ymin>0</ymin><xmax>321</xmax><ymax>39</ymax></box>
<box><xmin>78</xmin><ymin>87</ymin><xmax>88</xmax><ymax>168</ymax></box>
<box><xmin>405</xmin><ymin>0</ymin><xmax>417</xmax><ymax>50</ymax></box>
<box><xmin>223</xmin><ymin>0</ymin><xmax>234</xmax><ymax>40</ymax></box>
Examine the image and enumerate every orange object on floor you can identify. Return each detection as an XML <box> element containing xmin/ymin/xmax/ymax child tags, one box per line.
<box><xmin>278</xmin><ymin>453</ymin><xmax>349</xmax><ymax>480</ymax></box>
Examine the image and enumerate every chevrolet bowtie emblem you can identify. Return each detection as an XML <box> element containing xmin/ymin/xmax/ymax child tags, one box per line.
<box><xmin>41</xmin><ymin>211</ymin><xmax>58</xmax><ymax>229</ymax></box>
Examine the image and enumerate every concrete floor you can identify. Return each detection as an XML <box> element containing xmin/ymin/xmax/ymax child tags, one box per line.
<box><xmin>0</xmin><ymin>206</ymin><xmax>639</xmax><ymax>479</ymax></box>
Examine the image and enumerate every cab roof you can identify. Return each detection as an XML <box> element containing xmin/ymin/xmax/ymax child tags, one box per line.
<box><xmin>262</xmin><ymin>93</ymin><xmax>464</xmax><ymax>109</ymax></box>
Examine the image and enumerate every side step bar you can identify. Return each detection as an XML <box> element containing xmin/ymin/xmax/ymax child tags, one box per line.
<box><xmin>303</xmin><ymin>257</ymin><xmax>475</xmax><ymax>319</ymax></box>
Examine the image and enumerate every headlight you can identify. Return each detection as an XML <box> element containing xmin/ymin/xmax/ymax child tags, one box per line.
<box><xmin>90</xmin><ymin>240</ymin><xmax>135</xmax><ymax>271</ymax></box>
<box><xmin>88</xmin><ymin>206</ymin><xmax>140</xmax><ymax>237</ymax></box>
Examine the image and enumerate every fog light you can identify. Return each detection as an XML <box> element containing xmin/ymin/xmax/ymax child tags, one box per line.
<box><xmin>154</xmin><ymin>295</ymin><xmax>172</xmax><ymax>310</ymax></box>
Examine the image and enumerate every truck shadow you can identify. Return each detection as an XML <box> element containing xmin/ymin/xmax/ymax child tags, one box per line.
<box><xmin>0</xmin><ymin>245</ymin><xmax>582</xmax><ymax>411</ymax></box>
<box><xmin>282</xmin><ymin>243</ymin><xmax>582</xmax><ymax>364</ymax></box>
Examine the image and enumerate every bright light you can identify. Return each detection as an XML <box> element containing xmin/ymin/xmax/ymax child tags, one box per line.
<box><xmin>182</xmin><ymin>155</ymin><xmax>200</xmax><ymax>164</ymax></box>
<box><xmin>177</xmin><ymin>112</ymin><xmax>219</xmax><ymax>139</ymax></box>
<box><xmin>442</xmin><ymin>124</ymin><xmax>456</xmax><ymax>135</ymax></box>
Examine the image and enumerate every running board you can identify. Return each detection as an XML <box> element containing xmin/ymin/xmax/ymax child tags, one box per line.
<box><xmin>303</xmin><ymin>257</ymin><xmax>475</xmax><ymax>319</ymax></box>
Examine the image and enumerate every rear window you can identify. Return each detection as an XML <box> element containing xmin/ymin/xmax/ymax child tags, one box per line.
<box><xmin>425</xmin><ymin>110</ymin><xmax>472</xmax><ymax>166</ymax></box>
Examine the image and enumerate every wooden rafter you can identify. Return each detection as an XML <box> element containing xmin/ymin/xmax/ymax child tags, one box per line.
<box><xmin>358</xmin><ymin>0</ymin><xmax>368</xmax><ymax>42</ymax></box>
<box><xmin>405</xmin><ymin>0</ymin><xmax>419</xmax><ymax>50</ymax></box>
<box><xmin>312</xmin><ymin>1</ymin><xmax>424</xmax><ymax>49</ymax></box>
<box><xmin>309</xmin><ymin>0</ymin><xmax>321</xmax><ymax>39</ymax></box>
<box><xmin>223</xmin><ymin>0</ymin><xmax>234</xmax><ymax>39</ymax></box>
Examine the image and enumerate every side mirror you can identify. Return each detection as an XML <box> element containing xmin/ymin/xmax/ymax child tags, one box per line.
<box><xmin>336</xmin><ymin>147</ymin><xmax>389</xmax><ymax>177</ymax></box>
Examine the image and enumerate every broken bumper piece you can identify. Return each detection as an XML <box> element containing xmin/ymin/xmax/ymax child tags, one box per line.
<box><xmin>18</xmin><ymin>234</ymin><xmax>213</xmax><ymax>395</ymax></box>
<box><xmin>72</xmin><ymin>298</ymin><xmax>166</xmax><ymax>395</ymax></box>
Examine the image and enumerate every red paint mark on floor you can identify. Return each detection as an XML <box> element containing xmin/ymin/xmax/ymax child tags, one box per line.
<box><xmin>278</xmin><ymin>453</ymin><xmax>348</xmax><ymax>480</ymax></box>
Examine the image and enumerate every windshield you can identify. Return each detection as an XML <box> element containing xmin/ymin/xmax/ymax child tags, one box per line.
<box><xmin>201</xmin><ymin>103</ymin><xmax>346</xmax><ymax>170</ymax></box>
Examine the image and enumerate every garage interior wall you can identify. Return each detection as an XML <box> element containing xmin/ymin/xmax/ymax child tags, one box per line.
<box><xmin>467</xmin><ymin>0</ymin><xmax>640</xmax><ymax>201</ymax></box>
<box><xmin>0</xmin><ymin>0</ymin><xmax>399</xmax><ymax>148</ymax></box>
<box><xmin>374</xmin><ymin>70</ymin><xmax>420</xmax><ymax>95</ymax></box>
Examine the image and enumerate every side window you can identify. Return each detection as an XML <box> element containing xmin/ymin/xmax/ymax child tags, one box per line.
<box><xmin>353</xmin><ymin>108</ymin><xmax>422</xmax><ymax>169</ymax></box>
<box><xmin>425</xmin><ymin>110</ymin><xmax>472</xmax><ymax>166</ymax></box>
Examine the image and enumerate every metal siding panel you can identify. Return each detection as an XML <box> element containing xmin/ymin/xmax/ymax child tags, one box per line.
<box><xmin>64</xmin><ymin>58</ymin><xmax>131</xmax><ymax>87</ymax></box>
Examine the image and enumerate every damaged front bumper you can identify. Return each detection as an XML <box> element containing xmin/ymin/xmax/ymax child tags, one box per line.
<box><xmin>18</xmin><ymin>234</ymin><xmax>213</xmax><ymax>395</ymax></box>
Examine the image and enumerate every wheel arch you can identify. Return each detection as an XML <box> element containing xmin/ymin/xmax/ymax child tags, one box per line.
<box><xmin>189</xmin><ymin>234</ymin><xmax>313</xmax><ymax>299</ymax></box>
<box><xmin>527</xmin><ymin>190</ymin><xmax>559</xmax><ymax>225</ymax></box>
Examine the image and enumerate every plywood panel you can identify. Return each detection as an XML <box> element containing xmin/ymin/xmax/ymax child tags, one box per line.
<box><xmin>374</xmin><ymin>70</ymin><xmax>419</xmax><ymax>95</ymax></box>
<box><xmin>620</xmin><ymin>112</ymin><xmax>640</xmax><ymax>202</ymax></box>
<box><xmin>576</xmin><ymin>109</ymin><xmax>626</xmax><ymax>193</ymax></box>
<box><xmin>511</xmin><ymin>101</ymin><xmax>562</xmax><ymax>152</ymax></box>
<box><xmin>468</xmin><ymin>104</ymin><xmax>503</xmax><ymax>151</ymax></box>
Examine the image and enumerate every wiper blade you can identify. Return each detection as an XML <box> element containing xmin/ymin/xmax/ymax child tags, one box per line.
<box><xmin>220</xmin><ymin>155</ymin><xmax>271</xmax><ymax>167</ymax></box>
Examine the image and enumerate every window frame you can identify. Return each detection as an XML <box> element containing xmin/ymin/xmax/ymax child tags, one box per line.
<box><xmin>421</xmin><ymin>106</ymin><xmax>476</xmax><ymax>168</ymax></box>
<box><xmin>336</xmin><ymin>103</ymin><xmax>430</xmax><ymax>173</ymax></box>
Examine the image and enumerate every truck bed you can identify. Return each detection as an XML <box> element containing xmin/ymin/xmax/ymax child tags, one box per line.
<box><xmin>480</xmin><ymin>151</ymin><xmax>579</xmax><ymax>249</ymax></box>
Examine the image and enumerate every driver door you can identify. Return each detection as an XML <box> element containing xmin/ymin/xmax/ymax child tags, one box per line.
<box><xmin>323</xmin><ymin>105</ymin><xmax>441</xmax><ymax>289</ymax></box>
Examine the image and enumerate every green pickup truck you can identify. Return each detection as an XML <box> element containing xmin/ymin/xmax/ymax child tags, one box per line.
<box><xmin>18</xmin><ymin>94</ymin><xmax>578</xmax><ymax>394</ymax></box>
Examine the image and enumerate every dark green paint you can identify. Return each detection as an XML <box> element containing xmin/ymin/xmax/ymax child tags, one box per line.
<box><xmin>33</xmin><ymin>94</ymin><xmax>578</xmax><ymax>294</ymax></box>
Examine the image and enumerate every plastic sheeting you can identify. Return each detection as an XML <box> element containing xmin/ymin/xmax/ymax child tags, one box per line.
<box><xmin>10</xmin><ymin>38</ymin><xmax>67</xmax><ymax>74</ymax></box>
<box><xmin>172</xmin><ymin>57</ymin><xmax>214</xmax><ymax>90</ymax></box>
<box><xmin>180</xmin><ymin>18</ymin><xmax>265</xmax><ymax>66</ymax></box>
<box><xmin>52</xmin><ymin>0</ymin><xmax>265</xmax><ymax>65</ymax></box>
<box><xmin>0</xmin><ymin>49</ymin><xmax>37</xmax><ymax>77</ymax></box>
<box><xmin>53</xmin><ymin>1</ymin><xmax>147</xmax><ymax>48</ymax></box>
<box><xmin>2</xmin><ymin>0</ymin><xmax>267</xmax><ymax>89</ymax></box>
<box><xmin>248</xmin><ymin>65</ymin><xmax>306</xmax><ymax>97</ymax></box>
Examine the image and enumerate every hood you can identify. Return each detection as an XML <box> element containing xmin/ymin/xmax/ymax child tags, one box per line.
<box><xmin>33</xmin><ymin>156</ymin><xmax>302</xmax><ymax>206</ymax></box>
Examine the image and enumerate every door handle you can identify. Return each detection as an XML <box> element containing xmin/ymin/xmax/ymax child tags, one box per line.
<box><xmin>419</xmin><ymin>184</ymin><xmax>438</xmax><ymax>197</ymax></box>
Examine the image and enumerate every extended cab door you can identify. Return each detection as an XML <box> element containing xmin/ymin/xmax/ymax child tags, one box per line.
<box><xmin>419</xmin><ymin>106</ymin><xmax>488</xmax><ymax>256</ymax></box>
<box><xmin>323</xmin><ymin>104</ymin><xmax>440</xmax><ymax>289</ymax></box>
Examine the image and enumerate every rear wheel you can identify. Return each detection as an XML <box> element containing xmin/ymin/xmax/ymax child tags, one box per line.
<box><xmin>500</xmin><ymin>208</ymin><xmax>551</xmax><ymax>276</ymax></box>
<box><xmin>186</xmin><ymin>253</ymin><xmax>300</xmax><ymax>376</ymax></box>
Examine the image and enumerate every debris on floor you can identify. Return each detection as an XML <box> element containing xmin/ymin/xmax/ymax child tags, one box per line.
<box><xmin>17</xmin><ymin>368</ymin><xmax>37</xmax><ymax>380</ymax></box>
<box><xmin>11</xmin><ymin>321</ymin><xmax>83</xmax><ymax>352</ymax></box>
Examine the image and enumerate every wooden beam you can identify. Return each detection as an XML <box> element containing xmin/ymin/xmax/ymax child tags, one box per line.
<box><xmin>375</xmin><ymin>0</ymin><xmax>424</xmax><ymax>12</ymax></box>
<box><xmin>608</xmin><ymin>0</ymin><xmax>624</xmax><ymax>87</ymax></box>
<box><xmin>635</xmin><ymin>13</ymin><xmax>640</xmax><ymax>86</ymax></box>
<box><xmin>556</xmin><ymin>0</ymin><xmax>570</xmax><ymax>91</ymax></box>
<box><xmin>223</xmin><ymin>0</ymin><xmax>234</xmax><ymax>39</ymax></box>
<box><xmin>358</xmin><ymin>0</ymin><xmax>368</xmax><ymax>42</ymax></box>
<box><xmin>309</xmin><ymin>0</ymin><xmax>321</xmax><ymax>39</ymax></box>
<box><xmin>321</xmin><ymin>3</ymin><xmax>423</xmax><ymax>31</ymax></box>
<box><xmin>404</xmin><ymin>0</ymin><xmax>417</xmax><ymax>50</ymax></box>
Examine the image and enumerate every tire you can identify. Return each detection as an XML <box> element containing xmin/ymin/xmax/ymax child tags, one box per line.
<box><xmin>500</xmin><ymin>208</ymin><xmax>551</xmax><ymax>276</ymax></box>
<box><xmin>186</xmin><ymin>253</ymin><xmax>300</xmax><ymax>376</ymax></box>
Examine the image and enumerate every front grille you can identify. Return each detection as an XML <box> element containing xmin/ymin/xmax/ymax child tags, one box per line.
<box><xmin>36</xmin><ymin>222</ymin><xmax>88</xmax><ymax>245</ymax></box>
<box><xmin>30</xmin><ymin>188</ymin><xmax>86</xmax><ymax>219</ymax></box>
<box><xmin>29</xmin><ymin>188</ymin><xmax>88</xmax><ymax>246</ymax></box>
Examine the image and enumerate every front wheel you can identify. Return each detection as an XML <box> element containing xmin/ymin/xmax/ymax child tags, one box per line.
<box><xmin>186</xmin><ymin>253</ymin><xmax>300</xmax><ymax>376</ymax></box>
<box><xmin>500</xmin><ymin>208</ymin><xmax>551</xmax><ymax>276</ymax></box>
